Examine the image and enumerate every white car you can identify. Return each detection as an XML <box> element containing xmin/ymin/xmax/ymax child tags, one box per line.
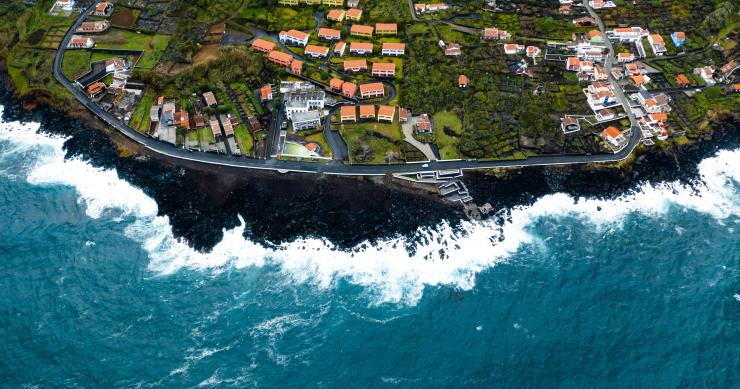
<box><xmin>421</xmin><ymin>164</ymin><xmax>429</xmax><ymax>168</ymax></box>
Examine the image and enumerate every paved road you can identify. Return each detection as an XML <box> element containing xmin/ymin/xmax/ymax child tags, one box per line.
<box><xmin>583</xmin><ymin>0</ymin><xmax>642</xmax><ymax>152</ymax></box>
<box><xmin>52</xmin><ymin>1</ymin><xmax>643</xmax><ymax>176</ymax></box>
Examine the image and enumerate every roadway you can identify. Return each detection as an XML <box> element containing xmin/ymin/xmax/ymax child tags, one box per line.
<box><xmin>52</xmin><ymin>1</ymin><xmax>643</xmax><ymax>176</ymax></box>
<box><xmin>582</xmin><ymin>0</ymin><xmax>642</xmax><ymax>152</ymax></box>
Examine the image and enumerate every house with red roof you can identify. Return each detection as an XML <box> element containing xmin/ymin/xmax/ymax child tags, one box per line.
<box><xmin>291</xmin><ymin>60</ymin><xmax>304</xmax><ymax>75</ymax></box>
<box><xmin>346</xmin><ymin>8</ymin><xmax>363</xmax><ymax>21</ymax></box>
<box><xmin>334</xmin><ymin>41</ymin><xmax>346</xmax><ymax>57</ymax></box>
<box><xmin>327</xmin><ymin>9</ymin><xmax>345</xmax><ymax>22</ymax></box>
<box><xmin>600</xmin><ymin>126</ymin><xmax>627</xmax><ymax>149</ymax></box>
<box><xmin>252</xmin><ymin>38</ymin><xmax>276</xmax><ymax>53</ymax></box>
<box><xmin>377</xmin><ymin>105</ymin><xmax>395</xmax><ymax>122</ymax></box>
<box><xmin>342</xmin><ymin>82</ymin><xmax>358</xmax><ymax>98</ymax></box>
<box><xmin>260</xmin><ymin>85</ymin><xmax>273</xmax><ymax>101</ymax></box>
<box><xmin>458</xmin><ymin>74</ymin><xmax>469</xmax><ymax>88</ymax></box>
<box><xmin>359</xmin><ymin>82</ymin><xmax>384</xmax><ymax>99</ymax></box>
<box><xmin>375</xmin><ymin>23</ymin><xmax>397</xmax><ymax>35</ymax></box>
<box><xmin>330</xmin><ymin>78</ymin><xmax>345</xmax><ymax>92</ymax></box>
<box><xmin>349</xmin><ymin>42</ymin><xmax>373</xmax><ymax>56</ymax></box>
<box><xmin>340</xmin><ymin>105</ymin><xmax>356</xmax><ymax>122</ymax></box>
<box><xmin>318</xmin><ymin>28</ymin><xmax>341</xmax><ymax>41</ymax></box>
<box><xmin>268</xmin><ymin>51</ymin><xmax>294</xmax><ymax>67</ymax></box>
<box><xmin>359</xmin><ymin>104</ymin><xmax>375</xmax><ymax>120</ymax></box>
<box><xmin>344</xmin><ymin>59</ymin><xmax>368</xmax><ymax>72</ymax></box>
<box><xmin>350</xmin><ymin>24</ymin><xmax>374</xmax><ymax>38</ymax></box>
<box><xmin>381</xmin><ymin>42</ymin><xmax>405</xmax><ymax>56</ymax></box>
<box><xmin>304</xmin><ymin>44</ymin><xmax>330</xmax><ymax>58</ymax></box>
<box><xmin>371</xmin><ymin>62</ymin><xmax>395</xmax><ymax>78</ymax></box>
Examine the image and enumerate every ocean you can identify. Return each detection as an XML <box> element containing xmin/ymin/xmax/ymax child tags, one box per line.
<box><xmin>0</xmin><ymin>98</ymin><xmax>738</xmax><ymax>387</ymax></box>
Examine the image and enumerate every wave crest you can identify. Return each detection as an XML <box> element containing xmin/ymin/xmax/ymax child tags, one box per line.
<box><xmin>2</xmin><ymin>106</ymin><xmax>738</xmax><ymax>305</ymax></box>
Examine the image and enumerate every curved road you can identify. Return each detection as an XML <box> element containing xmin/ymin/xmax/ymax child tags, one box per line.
<box><xmin>53</xmin><ymin>1</ymin><xmax>642</xmax><ymax>176</ymax></box>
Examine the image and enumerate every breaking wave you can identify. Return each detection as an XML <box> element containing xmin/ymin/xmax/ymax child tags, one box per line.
<box><xmin>1</xmin><ymin>106</ymin><xmax>738</xmax><ymax>305</ymax></box>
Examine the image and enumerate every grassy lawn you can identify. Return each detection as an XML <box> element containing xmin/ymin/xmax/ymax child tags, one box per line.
<box><xmin>339</xmin><ymin>121</ymin><xmax>404</xmax><ymax>164</ymax></box>
<box><xmin>233</xmin><ymin>124</ymin><xmax>254</xmax><ymax>156</ymax></box>
<box><xmin>199</xmin><ymin>127</ymin><xmax>216</xmax><ymax>143</ymax></box>
<box><xmin>61</xmin><ymin>50</ymin><xmax>91</xmax><ymax>80</ymax></box>
<box><xmin>187</xmin><ymin>130</ymin><xmax>199</xmax><ymax>143</ymax></box>
<box><xmin>433</xmin><ymin>111</ymin><xmax>461</xmax><ymax>160</ymax></box>
<box><xmin>129</xmin><ymin>88</ymin><xmax>155</xmax><ymax>133</ymax></box>
<box><xmin>93</xmin><ymin>28</ymin><xmax>171</xmax><ymax>68</ymax></box>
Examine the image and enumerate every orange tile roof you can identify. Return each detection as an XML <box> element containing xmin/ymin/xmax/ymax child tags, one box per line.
<box><xmin>343</xmin><ymin>59</ymin><xmax>367</xmax><ymax>70</ymax></box>
<box><xmin>351</xmin><ymin>24</ymin><xmax>374</xmax><ymax>35</ymax></box>
<box><xmin>95</xmin><ymin>3</ymin><xmax>109</xmax><ymax>13</ymax></box>
<box><xmin>87</xmin><ymin>82</ymin><xmax>104</xmax><ymax>94</ymax></box>
<box><xmin>342</xmin><ymin>82</ymin><xmax>357</xmax><ymax>95</ymax></box>
<box><xmin>631</xmin><ymin>75</ymin><xmax>646</xmax><ymax>84</ymax></box>
<box><xmin>327</xmin><ymin>9</ymin><xmax>345</xmax><ymax>20</ymax></box>
<box><xmin>350</xmin><ymin>42</ymin><xmax>373</xmax><ymax>51</ymax></box>
<box><xmin>330</xmin><ymin>78</ymin><xmax>345</xmax><ymax>89</ymax></box>
<box><xmin>359</xmin><ymin>105</ymin><xmax>375</xmax><ymax>117</ymax></box>
<box><xmin>360</xmin><ymin>82</ymin><xmax>384</xmax><ymax>94</ymax></box>
<box><xmin>674</xmin><ymin>31</ymin><xmax>686</xmax><ymax>40</ymax></box>
<box><xmin>318</xmin><ymin>28</ymin><xmax>341</xmax><ymax>39</ymax></box>
<box><xmin>261</xmin><ymin>84</ymin><xmax>272</xmax><ymax>99</ymax></box>
<box><xmin>675</xmin><ymin>74</ymin><xmax>690</xmax><ymax>84</ymax></box>
<box><xmin>649</xmin><ymin>113</ymin><xmax>668</xmax><ymax>121</ymax></box>
<box><xmin>377</xmin><ymin>105</ymin><xmax>395</xmax><ymax>118</ymax></box>
<box><xmin>284</xmin><ymin>29</ymin><xmax>309</xmax><ymax>40</ymax></box>
<box><xmin>602</xmin><ymin>126</ymin><xmax>622</xmax><ymax>138</ymax></box>
<box><xmin>458</xmin><ymin>74</ymin><xmax>469</xmax><ymax>85</ymax></box>
<box><xmin>305</xmin><ymin>44</ymin><xmax>329</xmax><ymax>55</ymax></box>
<box><xmin>382</xmin><ymin>42</ymin><xmax>405</xmax><ymax>51</ymax></box>
<box><xmin>372</xmin><ymin>62</ymin><xmax>395</xmax><ymax>71</ymax></box>
<box><xmin>268</xmin><ymin>51</ymin><xmax>293</xmax><ymax>64</ymax></box>
<box><xmin>375</xmin><ymin>23</ymin><xmax>397</xmax><ymax>32</ymax></box>
<box><xmin>291</xmin><ymin>60</ymin><xmax>303</xmax><ymax>72</ymax></box>
<box><xmin>251</xmin><ymin>38</ymin><xmax>276</xmax><ymax>52</ymax></box>
<box><xmin>346</xmin><ymin>8</ymin><xmax>362</xmax><ymax>18</ymax></box>
<box><xmin>340</xmin><ymin>105</ymin><xmax>356</xmax><ymax>117</ymax></box>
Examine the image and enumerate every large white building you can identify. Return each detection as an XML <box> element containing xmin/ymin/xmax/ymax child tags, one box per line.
<box><xmin>284</xmin><ymin>90</ymin><xmax>326</xmax><ymax>120</ymax></box>
<box><xmin>291</xmin><ymin>111</ymin><xmax>322</xmax><ymax>131</ymax></box>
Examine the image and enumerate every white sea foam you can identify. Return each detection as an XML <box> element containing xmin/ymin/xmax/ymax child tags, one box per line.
<box><xmin>2</xmin><ymin>107</ymin><xmax>738</xmax><ymax>306</ymax></box>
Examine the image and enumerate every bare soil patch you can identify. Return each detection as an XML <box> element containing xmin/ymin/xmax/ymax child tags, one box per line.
<box><xmin>193</xmin><ymin>44</ymin><xmax>220</xmax><ymax>65</ymax></box>
<box><xmin>111</xmin><ymin>7</ymin><xmax>136</xmax><ymax>28</ymax></box>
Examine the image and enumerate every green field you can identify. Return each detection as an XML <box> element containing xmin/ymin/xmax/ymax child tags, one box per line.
<box><xmin>199</xmin><ymin>127</ymin><xmax>216</xmax><ymax>143</ymax></box>
<box><xmin>93</xmin><ymin>28</ymin><xmax>171</xmax><ymax>68</ymax></box>
<box><xmin>339</xmin><ymin>121</ymin><xmax>404</xmax><ymax>164</ymax></box>
<box><xmin>233</xmin><ymin>124</ymin><xmax>254</xmax><ymax>156</ymax></box>
<box><xmin>433</xmin><ymin>111</ymin><xmax>462</xmax><ymax>160</ymax></box>
<box><xmin>129</xmin><ymin>88</ymin><xmax>155</xmax><ymax>133</ymax></box>
<box><xmin>61</xmin><ymin>50</ymin><xmax>91</xmax><ymax>80</ymax></box>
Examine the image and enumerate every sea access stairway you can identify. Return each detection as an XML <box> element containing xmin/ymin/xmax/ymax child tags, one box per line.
<box><xmin>395</xmin><ymin>169</ymin><xmax>493</xmax><ymax>220</ymax></box>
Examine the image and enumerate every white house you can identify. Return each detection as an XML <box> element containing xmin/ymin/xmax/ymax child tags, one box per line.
<box><xmin>607</xmin><ymin>27</ymin><xmax>648</xmax><ymax>42</ymax></box>
<box><xmin>278</xmin><ymin>30</ymin><xmax>309</xmax><ymax>47</ymax></box>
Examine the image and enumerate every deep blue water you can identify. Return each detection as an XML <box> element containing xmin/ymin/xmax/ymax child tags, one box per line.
<box><xmin>1</xmin><ymin>108</ymin><xmax>738</xmax><ymax>387</ymax></box>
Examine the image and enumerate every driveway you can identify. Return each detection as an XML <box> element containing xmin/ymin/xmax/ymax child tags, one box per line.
<box><xmin>402</xmin><ymin>118</ymin><xmax>436</xmax><ymax>161</ymax></box>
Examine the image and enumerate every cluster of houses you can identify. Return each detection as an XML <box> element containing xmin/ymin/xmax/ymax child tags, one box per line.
<box><xmin>633</xmin><ymin>90</ymin><xmax>672</xmax><ymax>140</ymax></box>
<box><xmin>148</xmin><ymin>91</ymin><xmax>257</xmax><ymax>154</ymax></box>
<box><xmin>693</xmin><ymin>60</ymin><xmax>738</xmax><ymax>86</ymax></box>
<box><xmin>67</xmin><ymin>2</ymin><xmax>115</xmax><ymax>48</ymax></box>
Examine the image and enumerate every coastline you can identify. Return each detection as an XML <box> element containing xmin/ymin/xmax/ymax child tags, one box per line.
<box><xmin>1</xmin><ymin>70</ymin><xmax>737</xmax><ymax>252</ymax></box>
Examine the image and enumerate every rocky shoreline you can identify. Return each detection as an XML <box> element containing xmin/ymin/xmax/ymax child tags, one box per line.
<box><xmin>1</xmin><ymin>74</ymin><xmax>737</xmax><ymax>251</ymax></box>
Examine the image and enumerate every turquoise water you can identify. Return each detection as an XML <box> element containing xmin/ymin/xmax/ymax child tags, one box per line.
<box><xmin>1</xmin><ymin>107</ymin><xmax>738</xmax><ymax>387</ymax></box>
